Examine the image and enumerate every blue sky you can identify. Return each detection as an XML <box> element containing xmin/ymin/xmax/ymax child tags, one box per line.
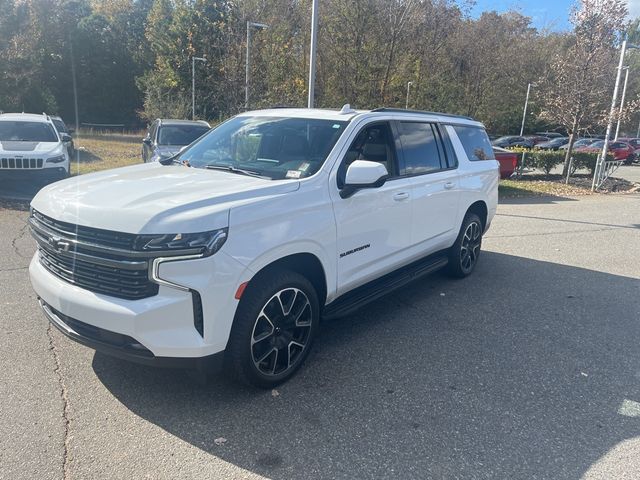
<box><xmin>471</xmin><ymin>0</ymin><xmax>640</xmax><ymax>32</ymax></box>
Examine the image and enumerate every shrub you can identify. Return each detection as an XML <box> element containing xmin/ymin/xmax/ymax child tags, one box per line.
<box><xmin>571</xmin><ymin>152</ymin><xmax>612</xmax><ymax>175</ymax></box>
<box><xmin>530</xmin><ymin>150</ymin><xmax>564</xmax><ymax>175</ymax></box>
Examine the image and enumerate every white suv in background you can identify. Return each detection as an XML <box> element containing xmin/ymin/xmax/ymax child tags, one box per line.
<box><xmin>0</xmin><ymin>113</ymin><xmax>71</xmax><ymax>182</ymax></box>
<box><xmin>29</xmin><ymin>106</ymin><xmax>498</xmax><ymax>388</ymax></box>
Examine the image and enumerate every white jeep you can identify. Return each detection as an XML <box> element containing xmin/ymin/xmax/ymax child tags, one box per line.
<box><xmin>0</xmin><ymin>113</ymin><xmax>71</xmax><ymax>182</ymax></box>
<box><xmin>29</xmin><ymin>106</ymin><xmax>498</xmax><ymax>387</ymax></box>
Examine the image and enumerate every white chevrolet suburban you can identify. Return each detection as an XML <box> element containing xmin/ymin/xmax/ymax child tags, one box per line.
<box><xmin>0</xmin><ymin>113</ymin><xmax>71</xmax><ymax>182</ymax></box>
<box><xmin>29</xmin><ymin>107</ymin><xmax>498</xmax><ymax>387</ymax></box>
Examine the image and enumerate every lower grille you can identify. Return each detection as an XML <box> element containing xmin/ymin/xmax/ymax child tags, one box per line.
<box><xmin>38</xmin><ymin>247</ymin><xmax>158</xmax><ymax>300</ymax></box>
<box><xmin>1</xmin><ymin>157</ymin><xmax>43</xmax><ymax>169</ymax></box>
<box><xmin>41</xmin><ymin>300</ymin><xmax>153</xmax><ymax>357</ymax></box>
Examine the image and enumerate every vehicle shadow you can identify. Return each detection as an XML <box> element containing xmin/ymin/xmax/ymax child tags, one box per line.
<box><xmin>93</xmin><ymin>252</ymin><xmax>640</xmax><ymax>479</ymax></box>
<box><xmin>0</xmin><ymin>178</ymin><xmax>41</xmax><ymax>204</ymax></box>
<box><xmin>499</xmin><ymin>194</ymin><xmax>578</xmax><ymax>205</ymax></box>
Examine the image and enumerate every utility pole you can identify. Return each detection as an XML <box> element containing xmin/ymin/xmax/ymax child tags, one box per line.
<box><xmin>614</xmin><ymin>66</ymin><xmax>629</xmax><ymax>140</ymax></box>
<box><xmin>245</xmin><ymin>21</ymin><xmax>268</xmax><ymax>110</ymax></box>
<box><xmin>307</xmin><ymin>0</ymin><xmax>319</xmax><ymax>108</ymax></box>
<box><xmin>405</xmin><ymin>81</ymin><xmax>413</xmax><ymax>109</ymax></box>
<box><xmin>519</xmin><ymin>82</ymin><xmax>533</xmax><ymax>137</ymax></box>
<box><xmin>593</xmin><ymin>40</ymin><xmax>638</xmax><ymax>190</ymax></box>
<box><xmin>192</xmin><ymin>56</ymin><xmax>206</xmax><ymax>120</ymax></box>
<box><xmin>70</xmin><ymin>40</ymin><xmax>79</xmax><ymax>133</ymax></box>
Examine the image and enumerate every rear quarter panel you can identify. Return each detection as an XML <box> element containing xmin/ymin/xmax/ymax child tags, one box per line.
<box><xmin>445</xmin><ymin>125</ymin><xmax>499</xmax><ymax>230</ymax></box>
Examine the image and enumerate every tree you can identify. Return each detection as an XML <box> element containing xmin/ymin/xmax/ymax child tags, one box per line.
<box><xmin>539</xmin><ymin>0</ymin><xmax>628</xmax><ymax>176</ymax></box>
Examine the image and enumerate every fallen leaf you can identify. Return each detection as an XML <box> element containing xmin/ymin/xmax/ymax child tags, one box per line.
<box><xmin>271</xmin><ymin>389</ymin><xmax>280</xmax><ymax>397</ymax></box>
<box><xmin>214</xmin><ymin>437</ymin><xmax>227</xmax><ymax>446</ymax></box>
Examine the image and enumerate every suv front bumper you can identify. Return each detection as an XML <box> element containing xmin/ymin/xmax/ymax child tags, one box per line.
<box><xmin>40</xmin><ymin>299</ymin><xmax>224</xmax><ymax>370</ymax></box>
<box><xmin>29</xmin><ymin>249</ymin><xmax>253</xmax><ymax>367</ymax></box>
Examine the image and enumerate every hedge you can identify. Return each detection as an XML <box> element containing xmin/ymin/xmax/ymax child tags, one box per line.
<box><xmin>508</xmin><ymin>149</ymin><xmax>610</xmax><ymax>176</ymax></box>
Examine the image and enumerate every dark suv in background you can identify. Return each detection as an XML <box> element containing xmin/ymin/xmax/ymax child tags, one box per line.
<box><xmin>142</xmin><ymin>119</ymin><xmax>210</xmax><ymax>162</ymax></box>
<box><xmin>491</xmin><ymin>135</ymin><xmax>534</xmax><ymax>149</ymax></box>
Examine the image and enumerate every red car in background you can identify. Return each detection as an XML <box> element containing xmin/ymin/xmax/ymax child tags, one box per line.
<box><xmin>577</xmin><ymin>140</ymin><xmax>636</xmax><ymax>164</ymax></box>
<box><xmin>493</xmin><ymin>147</ymin><xmax>518</xmax><ymax>179</ymax></box>
<box><xmin>616</xmin><ymin>137</ymin><xmax>640</xmax><ymax>148</ymax></box>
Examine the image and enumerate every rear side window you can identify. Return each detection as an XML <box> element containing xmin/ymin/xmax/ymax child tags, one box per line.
<box><xmin>397</xmin><ymin>122</ymin><xmax>443</xmax><ymax>175</ymax></box>
<box><xmin>453</xmin><ymin>125</ymin><xmax>495</xmax><ymax>161</ymax></box>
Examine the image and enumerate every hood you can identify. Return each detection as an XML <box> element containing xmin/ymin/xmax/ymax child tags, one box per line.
<box><xmin>31</xmin><ymin>163</ymin><xmax>300</xmax><ymax>234</ymax></box>
<box><xmin>0</xmin><ymin>140</ymin><xmax>61</xmax><ymax>154</ymax></box>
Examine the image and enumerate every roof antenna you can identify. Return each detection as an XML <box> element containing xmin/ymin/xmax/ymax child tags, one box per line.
<box><xmin>340</xmin><ymin>104</ymin><xmax>355</xmax><ymax>114</ymax></box>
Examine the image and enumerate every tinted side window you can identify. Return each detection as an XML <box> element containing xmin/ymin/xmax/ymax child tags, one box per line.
<box><xmin>397</xmin><ymin>122</ymin><xmax>443</xmax><ymax>175</ymax></box>
<box><xmin>439</xmin><ymin>126</ymin><xmax>458</xmax><ymax>168</ymax></box>
<box><xmin>452</xmin><ymin>125</ymin><xmax>495</xmax><ymax>161</ymax></box>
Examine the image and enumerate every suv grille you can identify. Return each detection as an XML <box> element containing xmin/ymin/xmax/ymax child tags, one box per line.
<box><xmin>1</xmin><ymin>157</ymin><xmax>44</xmax><ymax>169</ymax></box>
<box><xmin>32</xmin><ymin>209</ymin><xmax>137</xmax><ymax>250</ymax></box>
<box><xmin>30</xmin><ymin>210</ymin><xmax>158</xmax><ymax>300</ymax></box>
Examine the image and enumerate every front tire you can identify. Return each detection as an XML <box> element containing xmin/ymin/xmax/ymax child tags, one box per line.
<box><xmin>446</xmin><ymin>213</ymin><xmax>483</xmax><ymax>278</ymax></box>
<box><xmin>227</xmin><ymin>269</ymin><xmax>319</xmax><ymax>388</ymax></box>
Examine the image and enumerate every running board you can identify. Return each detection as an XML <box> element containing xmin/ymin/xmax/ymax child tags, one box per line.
<box><xmin>322</xmin><ymin>252</ymin><xmax>449</xmax><ymax>320</ymax></box>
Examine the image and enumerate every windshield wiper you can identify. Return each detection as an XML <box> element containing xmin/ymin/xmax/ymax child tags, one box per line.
<box><xmin>204</xmin><ymin>164</ymin><xmax>270</xmax><ymax>179</ymax></box>
<box><xmin>158</xmin><ymin>153</ymin><xmax>184</xmax><ymax>166</ymax></box>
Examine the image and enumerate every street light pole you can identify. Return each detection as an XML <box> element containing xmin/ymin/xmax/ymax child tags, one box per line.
<box><xmin>519</xmin><ymin>82</ymin><xmax>533</xmax><ymax>137</ymax></box>
<box><xmin>69</xmin><ymin>40</ymin><xmax>79</xmax><ymax>134</ymax></box>
<box><xmin>307</xmin><ymin>0</ymin><xmax>319</xmax><ymax>108</ymax></box>
<box><xmin>405</xmin><ymin>81</ymin><xmax>413</xmax><ymax>109</ymax></box>
<box><xmin>592</xmin><ymin>40</ymin><xmax>638</xmax><ymax>190</ymax></box>
<box><xmin>614</xmin><ymin>66</ymin><xmax>629</xmax><ymax>140</ymax></box>
<box><xmin>245</xmin><ymin>21</ymin><xmax>269</xmax><ymax>110</ymax></box>
<box><xmin>192</xmin><ymin>56</ymin><xmax>206</xmax><ymax>120</ymax></box>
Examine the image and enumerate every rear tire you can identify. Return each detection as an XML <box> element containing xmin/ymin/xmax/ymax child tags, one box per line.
<box><xmin>446</xmin><ymin>213</ymin><xmax>483</xmax><ymax>278</ymax></box>
<box><xmin>227</xmin><ymin>269</ymin><xmax>319</xmax><ymax>388</ymax></box>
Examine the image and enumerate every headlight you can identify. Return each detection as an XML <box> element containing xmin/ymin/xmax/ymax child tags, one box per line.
<box><xmin>46</xmin><ymin>154</ymin><xmax>66</xmax><ymax>164</ymax></box>
<box><xmin>134</xmin><ymin>228</ymin><xmax>228</xmax><ymax>257</ymax></box>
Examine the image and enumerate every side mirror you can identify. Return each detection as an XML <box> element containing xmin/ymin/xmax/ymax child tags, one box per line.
<box><xmin>143</xmin><ymin>137</ymin><xmax>152</xmax><ymax>146</ymax></box>
<box><xmin>340</xmin><ymin>160</ymin><xmax>388</xmax><ymax>199</ymax></box>
<box><xmin>60</xmin><ymin>133</ymin><xmax>72</xmax><ymax>143</ymax></box>
<box><xmin>67</xmin><ymin>128</ymin><xmax>75</xmax><ymax>135</ymax></box>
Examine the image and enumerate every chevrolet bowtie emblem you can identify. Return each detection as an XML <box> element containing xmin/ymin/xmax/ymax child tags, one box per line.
<box><xmin>48</xmin><ymin>236</ymin><xmax>71</xmax><ymax>252</ymax></box>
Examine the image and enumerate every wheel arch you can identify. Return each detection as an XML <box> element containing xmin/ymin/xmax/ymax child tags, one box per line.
<box><xmin>247</xmin><ymin>252</ymin><xmax>328</xmax><ymax>307</ymax></box>
<box><xmin>466</xmin><ymin>200</ymin><xmax>488</xmax><ymax>231</ymax></box>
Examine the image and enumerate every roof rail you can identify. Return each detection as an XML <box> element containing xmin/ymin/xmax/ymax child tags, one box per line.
<box><xmin>268</xmin><ymin>104</ymin><xmax>299</xmax><ymax>109</ymax></box>
<box><xmin>371</xmin><ymin>107</ymin><xmax>473</xmax><ymax>121</ymax></box>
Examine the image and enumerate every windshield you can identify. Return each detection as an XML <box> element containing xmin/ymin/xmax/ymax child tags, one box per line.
<box><xmin>178</xmin><ymin>116</ymin><xmax>348</xmax><ymax>180</ymax></box>
<box><xmin>158</xmin><ymin>125</ymin><xmax>210</xmax><ymax>146</ymax></box>
<box><xmin>589</xmin><ymin>141</ymin><xmax>604</xmax><ymax>148</ymax></box>
<box><xmin>0</xmin><ymin>121</ymin><xmax>58</xmax><ymax>142</ymax></box>
<box><xmin>52</xmin><ymin>119</ymin><xmax>67</xmax><ymax>133</ymax></box>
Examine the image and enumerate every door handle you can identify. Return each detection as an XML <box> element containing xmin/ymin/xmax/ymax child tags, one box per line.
<box><xmin>393</xmin><ymin>192</ymin><xmax>410</xmax><ymax>201</ymax></box>
<box><xmin>444</xmin><ymin>182</ymin><xmax>455</xmax><ymax>190</ymax></box>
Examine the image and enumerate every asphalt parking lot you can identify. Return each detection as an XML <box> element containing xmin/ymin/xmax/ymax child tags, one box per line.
<box><xmin>1</xmin><ymin>175</ymin><xmax>639</xmax><ymax>479</ymax></box>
